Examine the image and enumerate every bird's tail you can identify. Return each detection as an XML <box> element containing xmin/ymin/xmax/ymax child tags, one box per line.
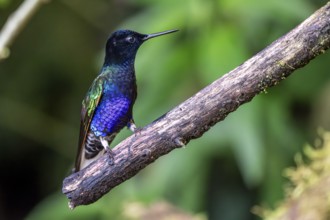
<box><xmin>75</xmin><ymin>148</ymin><xmax>105</xmax><ymax>173</ymax></box>
<box><xmin>73</xmin><ymin>132</ymin><xmax>111</xmax><ymax>172</ymax></box>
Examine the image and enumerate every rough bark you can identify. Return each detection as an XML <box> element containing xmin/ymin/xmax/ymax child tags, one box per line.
<box><xmin>62</xmin><ymin>2</ymin><xmax>330</xmax><ymax>209</ymax></box>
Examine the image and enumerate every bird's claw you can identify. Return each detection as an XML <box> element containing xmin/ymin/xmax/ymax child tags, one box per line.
<box><xmin>104</xmin><ymin>147</ymin><xmax>115</xmax><ymax>165</ymax></box>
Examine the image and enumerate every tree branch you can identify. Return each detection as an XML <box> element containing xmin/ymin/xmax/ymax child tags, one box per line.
<box><xmin>0</xmin><ymin>0</ymin><xmax>47</xmax><ymax>60</ymax></box>
<box><xmin>62</xmin><ymin>2</ymin><xmax>330</xmax><ymax>209</ymax></box>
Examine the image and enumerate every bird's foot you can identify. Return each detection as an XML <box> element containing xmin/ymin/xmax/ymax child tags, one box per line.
<box><xmin>100</xmin><ymin>136</ymin><xmax>110</xmax><ymax>149</ymax></box>
<box><xmin>100</xmin><ymin>136</ymin><xmax>116</xmax><ymax>165</ymax></box>
<box><xmin>104</xmin><ymin>147</ymin><xmax>115</xmax><ymax>165</ymax></box>
<box><xmin>127</xmin><ymin>119</ymin><xmax>137</xmax><ymax>132</ymax></box>
<box><xmin>127</xmin><ymin>119</ymin><xmax>142</xmax><ymax>136</ymax></box>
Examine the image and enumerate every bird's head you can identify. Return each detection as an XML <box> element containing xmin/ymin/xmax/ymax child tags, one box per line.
<box><xmin>104</xmin><ymin>29</ymin><xmax>178</xmax><ymax>65</ymax></box>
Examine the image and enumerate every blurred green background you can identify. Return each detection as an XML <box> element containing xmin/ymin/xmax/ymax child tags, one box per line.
<box><xmin>0</xmin><ymin>0</ymin><xmax>329</xmax><ymax>219</ymax></box>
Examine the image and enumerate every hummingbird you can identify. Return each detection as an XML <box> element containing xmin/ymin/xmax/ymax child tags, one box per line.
<box><xmin>73</xmin><ymin>29</ymin><xmax>178</xmax><ymax>172</ymax></box>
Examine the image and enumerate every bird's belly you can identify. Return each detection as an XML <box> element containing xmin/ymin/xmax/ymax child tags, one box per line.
<box><xmin>90</xmin><ymin>96</ymin><xmax>132</xmax><ymax>136</ymax></box>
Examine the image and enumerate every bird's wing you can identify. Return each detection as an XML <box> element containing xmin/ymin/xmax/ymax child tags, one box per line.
<box><xmin>74</xmin><ymin>75</ymin><xmax>105</xmax><ymax>172</ymax></box>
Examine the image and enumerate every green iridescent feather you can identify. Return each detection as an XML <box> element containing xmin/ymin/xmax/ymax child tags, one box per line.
<box><xmin>76</xmin><ymin>75</ymin><xmax>104</xmax><ymax>168</ymax></box>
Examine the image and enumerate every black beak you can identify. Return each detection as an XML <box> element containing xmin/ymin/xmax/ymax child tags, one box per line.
<box><xmin>143</xmin><ymin>29</ymin><xmax>179</xmax><ymax>41</ymax></box>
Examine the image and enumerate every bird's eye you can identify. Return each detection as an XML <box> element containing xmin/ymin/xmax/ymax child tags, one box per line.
<box><xmin>126</xmin><ymin>36</ymin><xmax>135</xmax><ymax>43</ymax></box>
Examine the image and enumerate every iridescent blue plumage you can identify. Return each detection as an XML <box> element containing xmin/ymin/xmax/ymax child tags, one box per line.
<box><xmin>91</xmin><ymin>89</ymin><xmax>133</xmax><ymax>136</ymax></box>
<box><xmin>73</xmin><ymin>29</ymin><xmax>178</xmax><ymax>172</ymax></box>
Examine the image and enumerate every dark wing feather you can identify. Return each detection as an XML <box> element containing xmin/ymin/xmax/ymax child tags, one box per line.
<box><xmin>74</xmin><ymin>76</ymin><xmax>104</xmax><ymax>172</ymax></box>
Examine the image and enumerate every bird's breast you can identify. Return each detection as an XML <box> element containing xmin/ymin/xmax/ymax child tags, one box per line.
<box><xmin>90</xmin><ymin>95</ymin><xmax>133</xmax><ymax>136</ymax></box>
